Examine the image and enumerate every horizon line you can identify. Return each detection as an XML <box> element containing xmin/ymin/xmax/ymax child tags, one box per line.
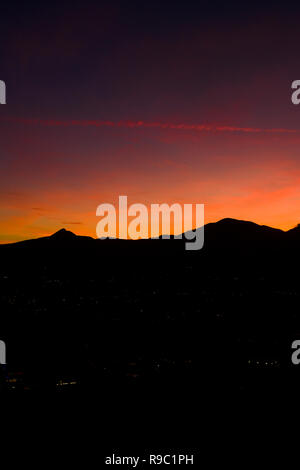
<box><xmin>1</xmin><ymin>217</ymin><xmax>298</xmax><ymax>246</ymax></box>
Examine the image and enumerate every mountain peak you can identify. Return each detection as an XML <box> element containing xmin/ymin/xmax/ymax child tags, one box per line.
<box><xmin>50</xmin><ymin>228</ymin><xmax>77</xmax><ymax>239</ymax></box>
<box><xmin>216</xmin><ymin>217</ymin><xmax>256</xmax><ymax>226</ymax></box>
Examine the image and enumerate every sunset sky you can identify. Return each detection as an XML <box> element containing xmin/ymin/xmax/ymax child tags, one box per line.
<box><xmin>1</xmin><ymin>0</ymin><xmax>300</xmax><ymax>242</ymax></box>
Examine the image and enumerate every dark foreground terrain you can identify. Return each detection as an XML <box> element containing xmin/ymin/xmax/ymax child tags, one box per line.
<box><xmin>0</xmin><ymin>218</ymin><xmax>299</xmax><ymax>433</ymax></box>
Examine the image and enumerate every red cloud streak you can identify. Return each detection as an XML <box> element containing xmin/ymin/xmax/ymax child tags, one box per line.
<box><xmin>1</xmin><ymin>117</ymin><xmax>300</xmax><ymax>134</ymax></box>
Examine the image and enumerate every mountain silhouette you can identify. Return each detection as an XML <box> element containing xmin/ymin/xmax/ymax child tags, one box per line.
<box><xmin>0</xmin><ymin>217</ymin><xmax>295</xmax><ymax>250</ymax></box>
<box><xmin>1</xmin><ymin>216</ymin><xmax>300</xmax><ymax>396</ymax></box>
<box><xmin>1</xmin><ymin>217</ymin><xmax>298</xmax><ymax>274</ymax></box>
<box><xmin>50</xmin><ymin>228</ymin><xmax>77</xmax><ymax>239</ymax></box>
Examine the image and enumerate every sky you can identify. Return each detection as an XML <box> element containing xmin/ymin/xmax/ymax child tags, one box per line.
<box><xmin>1</xmin><ymin>0</ymin><xmax>300</xmax><ymax>242</ymax></box>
